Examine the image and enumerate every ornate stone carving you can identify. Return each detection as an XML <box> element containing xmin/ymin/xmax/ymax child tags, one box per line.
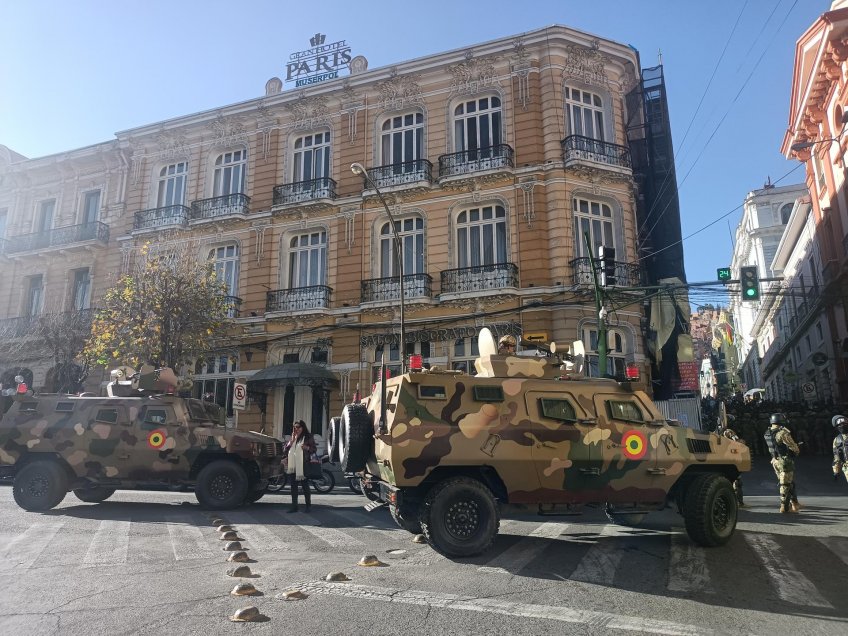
<box><xmin>564</xmin><ymin>43</ymin><xmax>610</xmax><ymax>88</ymax></box>
<box><xmin>519</xmin><ymin>180</ymin><xmax>536</xmax><ymax>226</ymax></box>
<box><xmin>208</xmin><ymin>113</ymin><xmax>249</xmax><ymax>148</ymax></box>
<box><xmin>448</xmin><ymin>54</ymin><xmax>502</xmax><ymax>96</ymax></box>
<box><xmin>375</xmin><ymin>74</ymin><xmax>423</xmax><ymax>111</ymax></box>
<box><xmin>339</xmin><ymin>82</ymin><xmax>364</xmax><ymax>144</ymax></box>
<box><xmin>285</xmin><ymin>94</ymin><xmax>331</xmax><ymax>130</ymax></box>
<box><xmin>512</xmin><ymin>37</ymin><xmax>530</xmax><ymax>67</ymax></box>
<box><xmin>568</xmin><ymin>163</ymin><xmax>632</xmax><ymax>185</ymax></box>
<box><xmin>155</xmin><ymin>129</ymin><xmax>189</xmax><ymax>161</ymax></box>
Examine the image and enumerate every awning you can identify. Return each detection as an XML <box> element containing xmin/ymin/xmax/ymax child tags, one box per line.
<box><xmin>246</xmin><ymin>363</ymin><xmax>339</xmax><ymax>390</ymax></box>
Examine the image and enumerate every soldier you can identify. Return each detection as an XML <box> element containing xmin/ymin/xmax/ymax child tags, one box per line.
<box><xmin>832</xmin><ymin>415</ymin><xmax>848</xmax><ymax>484</ymax></box>
<box><xmin>497</xmin><ymin>335</ymin><xmax>517</xmax><ymax>355</ymax></box>
<box><xmin>718</xmin><ymin>424</ymin><xmax>746</xmax><ymax>506</ymax></box>
<box><xmin>764</xmin><ymin>413</ymin><xmax>801</xmax><ymax>513</ymax></box>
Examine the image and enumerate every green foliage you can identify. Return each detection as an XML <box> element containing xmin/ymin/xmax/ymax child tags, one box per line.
<box><xmin>83</xmin><ymin>242</ymin><xmax>231</xmax><ymax>369</ymax></box>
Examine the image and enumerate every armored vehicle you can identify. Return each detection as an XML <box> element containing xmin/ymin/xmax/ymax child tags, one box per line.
<box><xmin>334</xmin><ymin>329</ymin><xmax>751</xmax><ymax>557</ymax></box>
<box><xmin>0</xmin><ymin>366</ymin><xmax>283</xmax><ymax>511</ymax></box>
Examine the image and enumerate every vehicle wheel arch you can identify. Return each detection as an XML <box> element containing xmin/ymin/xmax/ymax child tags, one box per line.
<box><xmin>14</xmin><ymin>452</ymin><xmax>78</xmax><ymax>484</ymax></box>
<box><xmin>669</xmin><ymin>465</ymin><xmax>740</xmax><ymax>504</ymax></box>
<box><xmin>414</xmin><ymin>465</ymin><xmax>509</xmax><ymax>504</ymax></box>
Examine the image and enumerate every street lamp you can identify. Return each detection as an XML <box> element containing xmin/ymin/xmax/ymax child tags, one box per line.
<box><xmin>350</xmin><ymin>162</ymin><xmax>407</xmax><ymax>373</ymax></box>
<box><xmin>790</xmin><ymin>110</ymin><xmax>848</xmax><ymax>153</ymax></box>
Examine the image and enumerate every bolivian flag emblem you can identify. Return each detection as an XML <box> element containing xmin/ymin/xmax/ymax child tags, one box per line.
<box><xmin>147</xmin><ymin>429</ymin><xmax>167</xmax><ymax>450</ymax></box>
<box><xmin>622</xmin><ymin>430</ymin><xmax>647</xmax><ymax>460</ymax></box>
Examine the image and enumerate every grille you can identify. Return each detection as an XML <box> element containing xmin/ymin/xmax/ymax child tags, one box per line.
<box><xmin>687</xmin><ymin>439</ymin><xmax>712</xmax><ymax>454</ymax></box>
<box><xmin>259</xmin><ymin>442</ymin><xmax>283</xmax><ymax>458</ymax></box>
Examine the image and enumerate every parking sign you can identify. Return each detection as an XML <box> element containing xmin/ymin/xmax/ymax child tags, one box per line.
<box><xmin>233</xmin><ymin>383</ymin><xmax>247</xmax><ymax>410</ymax></box>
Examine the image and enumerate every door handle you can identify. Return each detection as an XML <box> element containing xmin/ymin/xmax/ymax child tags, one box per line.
<box><xmin>579</xmin><ymin>467</ymin><xmax>600</xmax><ymax>475</ymax></box>
<box><xmin>118</xmin><ymin>454</ymin><xmax>130</xmax><ymax>460</ymax></box>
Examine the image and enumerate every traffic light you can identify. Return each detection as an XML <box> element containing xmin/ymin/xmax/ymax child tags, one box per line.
<box><xmin>740</xmin><ymin>265</ymin><xmax>760</xmax><ymax>301</ymax></box>
<box><xmin>598</xmin><ymin>245</ymin><xmax>616</xmax><ymax>287</ymax></box>
<box><xmin>717</xmin><ymin>267</ymin><xmax>731</xmax><ymax>282</ymax></box>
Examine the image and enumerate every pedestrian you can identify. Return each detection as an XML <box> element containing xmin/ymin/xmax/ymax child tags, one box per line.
<box><xmin>718</xmin><ymin>424</ymin><xmax>746</xmax><ymax>506</ymax></box>
<box><xmin>284</xmin><ymin>420</ymin><xmax>316</xmax><ymax>513</ymax></box>
<box><xmin>764</xmin><ymin>413</ymin><xmax>801</xmax><ymax>513</ymax></box>
<box><xmin>832</xmin><ymin>415</ymin><xmax>848</xmax><ymax>484</ymax></box>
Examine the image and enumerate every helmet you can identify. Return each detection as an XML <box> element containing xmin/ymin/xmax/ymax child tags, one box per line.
<box><xmin>498</xmin><ymin>335</ymin><xmax>517</xmax><ymax>347</ymax></box>
<box><xmin>769</xmin><ymin>413</ymin><xmax>788</xmax><ymax>426</ymax></box>
<box><xmin>832</xmin><ymin>415</ymin><xmax>847</xmax><ymax>429</ymax></box>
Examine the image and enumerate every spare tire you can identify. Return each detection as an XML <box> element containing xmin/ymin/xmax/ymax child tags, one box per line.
<box><xmin>327</xmin><ymin>416</ymin><xmax>342</xmax><ymax>463</ymax></box>
<box><xmin>339</xmin><ymin>404</ymin><xmax>373</xmax><ymax>473</ymax></box>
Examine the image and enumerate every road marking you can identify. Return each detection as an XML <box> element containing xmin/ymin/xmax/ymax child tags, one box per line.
<box><xmin>274</xmin><ymin>510</ymin><xmax>364</xmax><ymax>549</ymax></box>
<box><xmin>479</xmin><ymin>522</ymin><xmax>570</xmax><ymax>575</ymax></box>
<box><xmin>745</xmin><ymin>534</ymin><xmax>833</xmax><ymax>608</ymax></box>
<box><xmin>82</xmin><ymin>520</ymin><xmax>130</xmax><ymax>567</ymax></box>
<box><xmin>816</xmin><ymin>537</ymin><xmax>848</xmax><ymax>568</ymax></box>
<box><xmin>326</xmin><ymin>509</ymin><xmax>402</xmax><ymax>543</ymax></box>
<box><xmin>0</xmin><ymin>522</ymin><xmax>64</xmax><ymax>571</ymax></box>
<box><xmin>570</xmin><ymin>525</ymin><xmax>623</xmax><ymax>585</ymax></box>
<box><xmin>223</xmin><ymin>511</ymin><xmax>294</xmax><ymax>552</ymax></box>
<box><xmin>294</xmin><ymin>581</ymin><xmax>716</xmax><ymax>636</ymax></box>
<box><xmin>667</xmin><ymin>528</ymin><xmax>711</xmax><ymax>593</ymax></box>
<box><xmin>166</xmin><ymin>517</ymin><xmax>215</xmax><ymax>560</ymax></box>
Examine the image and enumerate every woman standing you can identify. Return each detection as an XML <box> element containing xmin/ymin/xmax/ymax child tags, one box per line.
<box><xmin>284</xmin><ymin>420</ymin><xmax>316</xmax><ymax>512</ymax></box>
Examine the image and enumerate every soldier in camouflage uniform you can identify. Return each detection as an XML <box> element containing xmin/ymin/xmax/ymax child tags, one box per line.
<box><xmin>764</xmin><ymin>413</ymin><xmax>801</xmax><ymax>513</ymax></box>
<box><xmin>832</xmin><ymin>415</ymin><xmax>848</xmax><ymax>484</ymax></box>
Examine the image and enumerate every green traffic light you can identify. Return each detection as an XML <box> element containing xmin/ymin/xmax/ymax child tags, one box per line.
<box><xmin>745</xmin><ymin>288</ymin><xmax>756</xmax><ymax>297</ymax></box>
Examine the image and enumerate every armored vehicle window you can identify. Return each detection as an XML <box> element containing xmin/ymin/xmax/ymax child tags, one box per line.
<box><xmin>187</xmin><ymin>400</ymin><xmax>210</xmax><ymax>421</ymax></box>
<box><xmin>539</xmin><ymin>398</ymin><xmax>577</xmax><ymax>423</ymax></box>
<box><xmin>20</xmin><ymin>401</ymin><xmax>38</xmax><ymax>412</ymax></box>
<box><xmin>606</xmin><ymin>400</ymin><xmax>644</xmax><ymax>423</ymax></box>
<box><xmin>473</xmin><ymin>386</ymin><xmax>504</xmax><ymax>403</ymax></box>
<box><xmin>142</xmin><ymin>409</ymin><xmax>168</xmax><ymax>428</ymax></box>
<box><xmin>95</xmin><ymin>409</ymin><xmax>118</xmax><ymax>424</ymax></box>
<box><xmin>55</xmin><ymin>402</ymin><xmax>75</xmax><ymax>412</ymax></box>
<box><xmin>419</xmin><ymin>385</ymin><xmax>446</xmax><ymax>399</ymax></box>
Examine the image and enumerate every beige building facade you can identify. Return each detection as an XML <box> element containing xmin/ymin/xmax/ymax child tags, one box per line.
<box><xmin>0</xmin><ymin>26</ymin><xmax>650</xmax><ymax>439</ymax></box>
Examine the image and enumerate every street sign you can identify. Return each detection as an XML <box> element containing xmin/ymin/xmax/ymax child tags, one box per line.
<box><xmin>811</xmin><ymin>351</ymin><xmax>828</xmax><ymax>367</ymax></box>
<box><xmin>233</xmin><ymin>382</ymin><xmax>247</xmax><ymax>410</ymax></box>
<box><xmin>801</xmin><ymin>381</ymin><xmax>817</xmax><ymax>400</ymax></box>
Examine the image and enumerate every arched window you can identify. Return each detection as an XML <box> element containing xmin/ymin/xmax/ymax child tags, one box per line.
<box><xmin>213</xmin><ymin>150</ymin><xmax>246</xmax><ymax>196</ymax></box>
<box><xmin>380</xmin><ymin>217</ymin><xmax>424</xmax><ymax>276</ymax></box>
<box><xmin>573</xmin><ymin>197</ymin><xmax>615</xmax><ymax>258</ymax></box>
<box><xmin>289</xmin><ymin>231</ymin><xmax>327</xmax><ymax>287</ymax></box>
<box><xmin>454</xmin><ymin>96</ymin><xmax>502</xmax><ymax>154</ymax></box>
<box><xmin>456</xmin><ymin>205</ymin><xmax>507</xmax><ymax>267</ymax></box>
<box><xmin>381</xmin><ymin>113</ymin><xmax>424</xmax><ymax>168</ymax></box>
<box><xmin>157</xmin><ymin>162</ymin><xmax>187</xmax><ymax>207</ymax></box>
<box><xmin>293</xmin><ymin>132</ymin><xmax>331</xmax><ymax>183</ymax></box>
<box><xmin>565</xmin><ymin>87</ymin><xmax>605</xmax><ymax>141</ymax></box>
<box><xmin>780</xmin><ymin>202</ymin><xmax>793</xmax><ymax>224</ymax></box>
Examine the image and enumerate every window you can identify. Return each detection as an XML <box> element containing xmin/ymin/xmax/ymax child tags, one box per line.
<box><xmin>193</xmin><ymin>355</ymin><xmax>237</xmax><ymax>419</ymax></box>
<box><xmin>583</xmin><ymin>327</ymin><xmax>626</xmax><ymax>378</ymax></box>
<box><xmin>380</xmin><ymin>217</ymin><xmax>424</xmax><ymax>276</ymax></box>
<box><xmin>289</xmin><ymin>231</ymin><xmax>326</xmax><ymax>288</ymax></box>
<box><xmin>606</xmin><ymin>400</ymin><xmax>644</xmax><ymax>423</ymax></box>
<box><xmin>72</xmin><ymin>268</ymin><xmax>91</xmax><ymax>311</ymax></box>
<box><xmin>157</xmin><ymin>162</ymin><xmax>188</xmax><ymax>207</ymax></box>
<box><xmin>454</xmin><ymin>96</ymin><xmax>502</xmax><ymax>154</ymax></box>
<box><xmin>55</xmin><ymin>402</ymin><xmax>74</xmax><ymax>412</ymax></box>
<box><xmin>282</xmin><ymin>352</ymin><xmax>300</xmax><ymax>364</ymax></box>
<box><xmin>381</xmin><ymin>113</ymin><xmax>424</xmax><ymax>167</ymax></box>
<box><xmin>456</xmin><ymin>205</ymin><xmax>507</xmax><ymax>267</ymax></box>
<box><xmin>573</xmin><ymin>197</ymin><xmax>615</xmax><ymax>258</ymax></box>
<box><xmin>780</xmin><ymin>202</ymin><xmax>793</xmax><ymax>224</ymax></box>
<box><xmin>473</xmin><ymin>386</ymin><xmax>504</xmax><ymax>402</ymax></box>
<box><xmin>419</xmin><ymin>385</ymin><xmax>447</xmax><ymax>399</ymax></box>
<box><xmin>209</xmin><ymin>244</ymin><xmax>239</xmax><ymax>298</ymax></box>
<box><xmin>95</xmin><ymin>409</ymin><xmax>118</xmax><ymax>424</ymax></box>
<box><xmin>36</xmin><ymin>199</ymin><xmax>55</xmax><ymax>233</ymax></box>
<box><xmin>0</xmin><ymin>208</ymin><xmax>8</xmax><ymax>238</ymax></box>
<box><xmin>82</xmin><ymin>190</ymin><xmax>101</xmax><ymax>224</ymax></box>
<box><xmin>565</xmin><ymin>87</ymin><xmax>605</xmax><ymax>140</ymax></box>
<box><xmin>142</xmin><ymin>408</ymin><xmax>168</xmax><ymax>428</ymax></box>
<box><xmin>27</xmin><ymin>275</ymin><xmax>43</xmax><ymax>316</ymax></box>
<box><xmin>452</xmin><ymin>337</ymin><xmax>479</xmax><ymax>375</ymax></box>
<box><xmin>213</xmin><ymin>150</ymin><xmax>247</xmax><ymax>196</ymax></box>
<box><xmin>372</xmin><ymin>341</ymin><xmax>431</xmax><ymax>383</ymax></box>
<box><xmin>293</xmin><ymin>132</ymin><xmax>330</xmax><ymax>182</ymax></box>
<box><xmin>540</xmin><ymin>398</ymin><xmax>577</xmax><ymax>423</ymax></box>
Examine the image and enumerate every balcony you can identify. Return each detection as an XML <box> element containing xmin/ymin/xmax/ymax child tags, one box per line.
<box><xmin>222</xmin><ymin>295</ymin><xmax>242</xmax><ymax>319</ymax></box>
<box><xmin>0</xmin><ymin>309</ymin><xmax>94</xmax><ymax>339</ymax></box>
<box><xmin>272</xmin><ymin>177</ymin><xmax>337</xmax><ymax>214</ymax></box>
<box><xmin>360</xmin><ymin>160</ymin><xmax>433</xmax><ymax>194</ymax></box>
<box><xmin>361</xmin><ymin>274</ymin><xmax>433</xmax><ymax>304</ymax></box>
<box><xmin>134</xmin><ymin>205</ymin><xmax>190</xmax><ymax>232</ymax></box>
<box><xmin>266</xmin><ymin>285</ymin><xmax>332</xmax><ymax>313</ymax></box>
<box><xmin>561</xmin><ymin>135</ymin><xmax>632</xmax><ymax>179</ymax></box>
<box><xmin>570</xmin><ymin>257</ymin><xmax>642</xmax><ymax>288</ymax></box>
<box><xmin>0</xmin><ymin>315</ymin><xmax>37</xmax><ymax>338</ymax></box>
<box><xmin>437</xmin><ymin>145</ymin><xmax>514</xmax><ymax>184</ymax></box>
<box><xmin>440</xmin><ymin>263</ymin><xmax>519</xmax><ymax>295</ymax></box>
<box><xmin>4</xmin><ymin>221</ymin><xmax>110</xmax><ymax>256</ymax></box>
<box><xmin>190</xmin><ymin>193</ymin><xmax>250</xmax><ymax>223</ymax></box>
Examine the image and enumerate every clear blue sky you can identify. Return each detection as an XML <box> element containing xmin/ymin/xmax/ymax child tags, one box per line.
<box><xmin>0</xmin><ymin>0</ymin><xmax>826</xmax><ymax>287</ymax></box>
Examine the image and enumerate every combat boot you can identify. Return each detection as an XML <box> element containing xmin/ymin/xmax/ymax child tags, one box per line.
<box><xmin>779</xmin><ymin>504</ymin><xmax>789</xmax><ymax>513</ymax></box>
<box><xmin>789</xmin><ymin>501</ymin><xmax>800</xmax><ymax>513</ymax></box>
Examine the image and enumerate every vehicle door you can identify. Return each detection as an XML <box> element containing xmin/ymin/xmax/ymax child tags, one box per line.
<box><xmin>130</xmin><ymin>403</ymin><xmax>186</xmax><ymax>480</ymax></box>
<box><xmin>84</xmin><ymin>403</ymin><xmax>134</xmax><ymax>480</ymax></box>
<box><xmin>592</xmin><ymin>393</ymin><xmax>658</xmax><ymax>504</ymax></box>
<box><xmin>524</xmin><ymin>390</ymin><xmax>604</xmax><ymax>503</ymax></box>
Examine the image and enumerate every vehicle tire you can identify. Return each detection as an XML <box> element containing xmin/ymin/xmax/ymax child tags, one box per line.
<box><xmin>244</xmin><ymin>490</ymin><xmax>264</xmax><ymax>504</ymax></box>
<box><xmin>339</xmin><ymin>404</ymin><xmax>373</xmax><ymax>473</ymax></box>
<box><xmin>311</xmin><ymin>469</ymin><xmax>335</xmax><ymax>493</ymax></box>
<box><xmin>348</xmin><ymin>477</ymin><xmax>363</xmax><ymax>494</ymax></box>
<box><xmin>604</xmin><ymin>503</ymin><xmax>646</xmax><ymax>527</ymax></box>
<box><xmin>13</xmin><ymin>460</ymin><xmax>69</xmax><ymax>511</ymax></box>
<box><xmin>74</xmin><ymin>487</ymin><xmax>116</xmax><ymax>503</ymax></box>
<box><xmin>683</xmin><ymin>473</ymin><xmax>738</xmax><ymax>547</ymax></box>
<box><xmin>327</xmin><ymin>417</ymin><xmax>342</xmax><ymax>463</ymax></box>
<box><xmin>195</xmin><ymin>460</ymin><xmax>249</xmax><ymax>510</ymax></box>
<box><xmin>419</xmin><ymin>477</ymin><xmax>499</xmax><ymax>557</ymax></box>
<box><xmin>390</xmin><ymin>502</ymin><xmax>422</xmax><ymax>534</ymax></box>
<box><xmin>266</xmin><ymin>474</ymin><xmax>288</xmax><ymax>493</ymax></box>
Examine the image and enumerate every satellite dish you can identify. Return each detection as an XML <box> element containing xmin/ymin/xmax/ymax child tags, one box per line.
<box><xmin>549</xmin><ymin>342</ymin><xmax>557</xmax><ymax>354</ymax></box>
<box><xmin>478</xmin><ymin>327</ymin><xmax>497</xmax><ymax>357</ymax></box>
<box><xmin>570</xmin><ymin>340</ymin><xmax>585</xmax><ymax>374</ymax></box>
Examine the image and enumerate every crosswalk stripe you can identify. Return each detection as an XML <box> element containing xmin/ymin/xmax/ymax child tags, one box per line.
<box><xmin>479</xmin><ymin>522</ymin><xmax>570</xmax><ymax>575</ymax></box>
<box><xmin>328</xmin><ymin>509</ymin><xmax>402</xmax><ymax>542</ymax></box>
<box><xmin>0</xmin><ymin>522</ymin><xmax>65</xmax><ymax>572</ymax></box>
<box><xmin>223</xmin><ymin>511</ymin><xmax>294</xmax><ymax>552</ymax></box>
<box><xmin>667</xmin><ymin>528</ymin><xmax>711</xmax><ymax>593</ymax></box>
<box><xmin>166</xmin><ymin>517</ymin><xmax>215</xmax><ymax>561</ymax></box>
<box><xmin>274</xmin><ymin>510</ymin><xmax>364</xmax><ymax>548</ymax></box>
<box><xmin>82</xmin><ymin>520</ymin><xmax>130</xmax><ymax>567</ymax></box>
<box><xmin>570</xmin><ymin>525</ymin><xmax>622</xmax><ymax>585</ymax></box>
<box><xmin>816</xmin><ymin>537</ymin><xmax>848</xmax><ymax>568</ymax></box>
<box><xmin>745</xmin><ymin>534</ymin><xmax>833</xmax><ymax>608</ymax></box>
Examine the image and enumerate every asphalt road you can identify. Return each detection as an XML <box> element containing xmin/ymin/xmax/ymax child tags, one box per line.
<box><xmin>0</xmin><ymin>457</ymin><xmax>846</xmax><ymax>636</ymax></box>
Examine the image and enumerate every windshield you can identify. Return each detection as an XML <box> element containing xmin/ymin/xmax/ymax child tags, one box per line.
<box><xmin>185</xmin><ymin>399</ymin><xmax>225</xmax><ymax>426</ymax></box>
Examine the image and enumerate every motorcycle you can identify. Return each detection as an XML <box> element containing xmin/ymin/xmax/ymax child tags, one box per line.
<box><xmin>267</xmin><ymin>454</ymin><xmax>335</xmax><ymax>494</ymax></box>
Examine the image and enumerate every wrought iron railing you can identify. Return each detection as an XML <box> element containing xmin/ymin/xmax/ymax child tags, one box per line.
<box><xmin>0</xmin><ymin>315</ymin><xmax>38</xmax><ymax>338</ymax></box>
<box><xmin>134</xmin><ymin>205</ymin><xmax>190</xmax><ymax>231</ymax></box>
<box><xmin>4</xmin><ymin>222</ymin><xmax>110</xmax><ymax>254</ymax></box>
<box><xmin>190</xmin><ymin>193</ymin><xmax>250</xmax><ymax>221</ymax></box>
<box><xmin>0</xmin><ymin>309</ymin><xmax>94</xmax><ymax>338</ymax></box>
<box><xmin>222</xmin><ymin>295</ymin><xmax>242</xmax><ymax>319</ymax></box>
<box><xmin>362</xmin><ymin>160</ymin><xmax>433</xmax><ymax>189</ymax></box>
<box><xmin>266</xmin><ymin>285</ymin><xmax>332</xmax><ymax>312</ymax></box>
<box><xmin>561</xmin><ymin>135</ymin><xmax>631</xmax><ymax>169</ymax></box>
<box><xmin>440</xmin><ymin>263</ymin><xmax>519</xmax><ymax>294</ymax></box>
<box><xmin>273</xmin><ymin>177</ymin><xmax>337</xmax><ymax>206</ymax></box>
<box><xmin>438</xmin><ymin>144</ymin><xmax>514</xmax><ymax>178</ymax></box>
<box><xmin>570</xmin><ymin>257</ymin><xmax>642</xmax><ymax>287</ymax></box>
<box><xmin>361</xmin><ymin>273</ymin><xmax>433</xmax><ymax>303</ymax></box>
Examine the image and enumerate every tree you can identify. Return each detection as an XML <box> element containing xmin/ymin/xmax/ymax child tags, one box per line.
<box><xmin>83</xmin><ymin>240</ymin><xmax>231</xmax><ymax>370</ymax></box>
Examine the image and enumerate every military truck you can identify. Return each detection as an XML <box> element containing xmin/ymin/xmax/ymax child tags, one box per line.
<box><xmin>333</xmin><ymin>329</ymin><xmax>751</xmax><ymax>557</ymax></box>
<box><xmin>0</xmin><ymin>366</ymin><xmax>284</xmax><ymax>511</ymax></box>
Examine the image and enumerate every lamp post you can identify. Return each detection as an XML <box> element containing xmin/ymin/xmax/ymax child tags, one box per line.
<box><xmin>350</xmin><ymin>162</ymin><xmax>407</xmax><ymax>373</ymax></box>
<box><xmin>790</xmin><ymin>111</ymin><xmax>848</xmax><ymax>154</ymax></box>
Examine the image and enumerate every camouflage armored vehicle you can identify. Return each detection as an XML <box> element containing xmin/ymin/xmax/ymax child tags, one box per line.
<box><xmin>0</xmin><ymin>366</ymin><xmax>283</xmax><ymax>511</ymax></box>
<box><xmin>334</xmin><ymin>329</ymin><xmax>751</xmax><ymax>557</ymax></box>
